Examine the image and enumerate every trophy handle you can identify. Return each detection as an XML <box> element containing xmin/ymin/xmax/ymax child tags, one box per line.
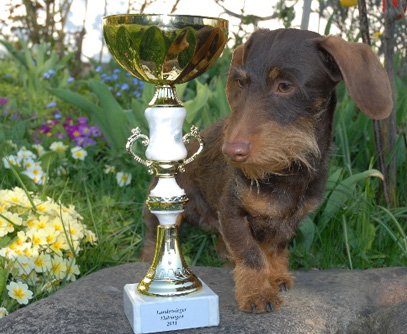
<box><xmin>178</xmin><ymin>125</ymin><xmax>204</xmax><ymax>173</ymax></box>
<box><xmin>126</xmin><ymin>128</ymin><xmax>154</xmax><ymax>174</ymax></box>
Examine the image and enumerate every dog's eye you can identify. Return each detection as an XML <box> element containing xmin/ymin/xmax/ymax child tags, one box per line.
<box><xmin>236</xmin><ymin>79</ymin><xmax>244</xmax><ymax>88</ymax></box>
<box><xmin>277</xmin><ymin>83</ymin><xmax>293</xmax><ymax>93</ymax></box>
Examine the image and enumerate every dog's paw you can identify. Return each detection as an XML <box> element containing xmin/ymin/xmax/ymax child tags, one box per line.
<box><xmin>237</xmin><ymin>289</ymin><xmax>282</xmax><ymax>313</ymax></box>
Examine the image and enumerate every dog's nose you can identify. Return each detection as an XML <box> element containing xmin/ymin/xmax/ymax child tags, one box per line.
<box><xmin>222</xmin><ymin>142</ymin><xmax>250</xmax><ymax>162</ymax></box>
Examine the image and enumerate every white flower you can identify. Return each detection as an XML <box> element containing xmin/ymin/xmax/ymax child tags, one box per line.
<box><xmin>104</xmin><ymin>165</ymin><xmax>115</xmax><ymax>174</ymax></box>
<box><xmin>2</xmin><ymin>155</ymin><xmax>21</xmax><ymax>168</ymax></box>
<box><xmin>6</xmin><ymin>281</ymin><xmax>34</xmax><ymax>305</ymax></box>
<box><xmin>116</xmin><ymin>172</ymin><xmax>132</xmax><ymax>187</ymax></box>
<box><xmin>71</xmin><ymin>146</ymin><xmax>87</xmax><ymax>160</ymax></box>
<box><xmin>32</xmin><ymin>144</ymin><xmax>45</xmax><ymax>156</ymax></box>
<box><xmin>0</xmin><ymin>307</ymin><xmax>8</xmax><ymax>319</ymax></box>
<box><xmin>22</xmin><ymin>165</ymin><xmax>45</xmax><ymax>184</ymax></box>
<box><xmin>50</xmin><ymin>141</ymin><xmax>68</xmax><ymax>153</ymax></box>
<box><xmin>17</xmin><ymin>147</ymin><xmax>37</xmax><ymax>160</ymax></box>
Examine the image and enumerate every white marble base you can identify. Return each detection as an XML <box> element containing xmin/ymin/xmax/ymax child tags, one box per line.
<box><xmin>123</xmin><ymin>281</ymin><xmax>219</xmax><ymax>334</ymax></box>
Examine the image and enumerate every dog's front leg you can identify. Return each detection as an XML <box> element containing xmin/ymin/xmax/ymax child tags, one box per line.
<box><xmin>219</xmin><ymin>210</ymin><xmax>289</xmax><ymax>313</ymax></box>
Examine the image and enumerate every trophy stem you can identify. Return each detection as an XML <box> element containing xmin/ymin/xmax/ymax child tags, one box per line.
<box><xmin>149</xmin><ymin>84</ymin><xmax>183</xmax><ymax>107</ymax></box>
<box><xmin>137</xmin><ymin>224</ymin><xmax>202</xmax><ymax>297</ymax></box>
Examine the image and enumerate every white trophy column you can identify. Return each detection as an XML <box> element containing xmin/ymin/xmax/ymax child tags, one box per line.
<box><xmin>144</xmin><ymin>106</ymin><xmax>187</xmax><ymax>225</ymax></box>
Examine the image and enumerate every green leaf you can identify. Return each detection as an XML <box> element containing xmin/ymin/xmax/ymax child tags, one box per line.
<box><xmin>184</xmin><ymin>81</ymin><xmax>210</xmax><ymax>126</ymax></box>
<box><xmin>88</xmin><ymin>79</ymin><xmax>130</xmax><ymax>152</ymax></box>
<box><xmin>322</xmin><ymin>169</ymin><xmax>384</xmax><ymax>221</ymax></box>
<box><xmin>296</xmin><ymin>216</ymin><xmax>316</xmax><ymax>251</ymax></box>
<box><xmin>0</xmin><ymin>265</ymin><xmax>7</xmax><ymax>298</ymax></box>
<box><xmin>0</xmin><ymin>39</ymin><xmax>28</xmax><ymax>68</ymax></box>
<box><xmin>39</xmin><ymin>151</ymin><xmax>59</xmax><ymax>168</ymax></box>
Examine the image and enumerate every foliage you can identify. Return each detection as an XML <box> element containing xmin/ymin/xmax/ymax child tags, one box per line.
<box><xmin>0</xmin><ymin>38</ymin><xmax>75</xmax><ymax>115</ymax></box>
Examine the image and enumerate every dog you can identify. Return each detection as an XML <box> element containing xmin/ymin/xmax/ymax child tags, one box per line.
<box><xmin>140</xmin><ymin>28</ymin><xmax>393</xmax><ymax>313</ymax></box>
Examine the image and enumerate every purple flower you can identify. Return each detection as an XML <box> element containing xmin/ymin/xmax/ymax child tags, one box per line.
<box><xmin>95</xmin><ymin>66</ymin><xmax>102</xmax><ymax>73</ymax></box>
<box><xmin>56</xmin><ymin>132</ymin><xmax>66</xmax><ymax>139</ymax></box>
<box><xmin>77</xmin><ymin>117</ymin><xmax>88</xmax><ymax>125</ymax></box>
<box><xmin>114</xmin><ymin>69</ymin><xmax>121</xmax><ymax>74</ymax></box>
<box><xmin>89</xmin><ymin>126</ymin><xmax>102</xmax><ymax>137</ymax></box>
<box><xmin>0</xmin><ymin>97</ymin><xmax>9</xmax><ymax>105</ymax></box>
<box><xmin>67</xmin><ymin>77</ymin><xmax>75</xmax><ymax>83</ymax></box>
<box><xmin>121</xmin><ymin>83</ymin><xmax>129</xmax><ymax>91</ymax></box>
<box><xmin>79</xmin><ymin>124</ymin><xmax>91</xmax><ymax>136</ymax></box>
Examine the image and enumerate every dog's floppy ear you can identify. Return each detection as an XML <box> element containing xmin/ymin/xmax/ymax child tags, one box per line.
<box><xmin>318</xmin><ymin>35</ymin><xmax>393</xmax><ymax>120</ymax></box>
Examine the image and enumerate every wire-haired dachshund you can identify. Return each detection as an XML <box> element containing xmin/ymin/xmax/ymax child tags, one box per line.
<box><xmin>140</xmin><ymin>28</ymin><xmax>393</xmax><ymax>313</ymax></box>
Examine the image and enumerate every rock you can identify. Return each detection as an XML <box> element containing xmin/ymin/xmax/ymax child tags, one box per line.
<box><xmin>0</xmin><ymin>264</ymin><xmax>406</xmax><ymax>334</ymax></box>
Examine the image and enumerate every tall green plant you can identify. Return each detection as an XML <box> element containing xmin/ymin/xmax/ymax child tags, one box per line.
<box><xmin>0</xmin><ymin>38</ymin><xmax>74</xmax><ymax>113</ymax></box>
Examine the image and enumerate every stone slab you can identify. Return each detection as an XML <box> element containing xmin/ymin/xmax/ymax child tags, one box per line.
<box><xmin>1</xmin><ymin>263</ymin><xmax>407</xmax><ymax>334</ymax></box>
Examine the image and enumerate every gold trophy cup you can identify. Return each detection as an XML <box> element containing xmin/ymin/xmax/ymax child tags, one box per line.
<box><xmin>103</xmin><ymin>14</ymin><xmax>228</xmax><ymax>334</ymax></box>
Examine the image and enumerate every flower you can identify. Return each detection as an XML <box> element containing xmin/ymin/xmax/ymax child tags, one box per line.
<box><xmin>95</xmin><ymin>65</ymin><xmax>102</xmax><ymax>73</ymax></box>
<box><xmin>0</xmin><ymin>97</ymin><xmax>9</xmax><ymax>105</ymax></box>
<box><xmin>71</xmin><ymin>146</ymin><xmax>87</xmax><ymax>160</ymax></box>
<box><xmin>50</xmin><ymin>141</ymin><xmax>68</xmax><ymax>153</ymax></box>
<box><xmin>121</xmin><ymin>83</ymin><xmax>129</xmax><ymax>91</ymax></box>
<box><xmin>33</xmin><ymin>253</ymin><xmax>52</xmax><ymax>273</ymax></box>
<box><xmin>67</xmin><ymin>77</ymin><xmax>75</xmax><ymax>83</ymax></box>
<box><xmin>22</xmin><ymin>165</ymin><xmax>46</xmax><ymax>184</ymax></box>
<box><xmin>0</xmin><ymin>187</ymin><xmax>98</xmax><ymax>311</ymax></box>
<box><xmin>0</xmin><ymin>307</ymin><xmax>8</xmax><ymax>319</ymax></box>
<box><xmin>116</xmin><ymin>172</ymin><xmax>132</xmax><ymax>187</ymax></box>
<box><xmin>46</xmin><ymin>101</ymin><xmax>57</xmax><ymax>109</ymax></box>
<box><xmin>49</xmin><ymin>256</ymin><xmax>67</xmax><ymax>280</ymax></box>
<box><xmin>0</xmin><ymin>211</ymin><xmax>23</xmax><ymax>237</ymax></box>
<box><xmin>7</xmin><ymin>281</ymin><xmax>34</xmax><ymax>305</ymax></box>
<box><xmin>2</xmin><ymin>155</ymin><xmax>21</xmax><ymax>168</ymax></box>
<box><xmin>104</xmin><ymin>165</ymin><xmax>115</xmax><ymax>174</ymax></box>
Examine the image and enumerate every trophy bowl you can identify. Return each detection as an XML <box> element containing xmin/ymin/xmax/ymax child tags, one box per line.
<box><xmin>103</xmin><ymin>14</ymin><xmax>228</xmax><ymax>102</ymax></box>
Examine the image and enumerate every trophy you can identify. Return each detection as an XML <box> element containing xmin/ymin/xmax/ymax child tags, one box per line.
<box><xmin>103</xmin><ymin>14</ymin><xmax>228</xmax><ymax>334</ymax></box>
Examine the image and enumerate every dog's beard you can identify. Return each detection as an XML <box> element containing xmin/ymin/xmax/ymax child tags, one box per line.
<box><xmin>227</xmin><ymin>121</ymin><xmax>321</xmax><ymax>180</ymax></box>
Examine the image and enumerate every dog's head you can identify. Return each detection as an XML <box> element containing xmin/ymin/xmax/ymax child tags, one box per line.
<box><xmin>223</xmin><ymin>28</ymin><xmax>393</xmax><ymax>180</ymax></box>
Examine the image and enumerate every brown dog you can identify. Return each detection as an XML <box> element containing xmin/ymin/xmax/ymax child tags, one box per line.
<box><xmin>140</xmin><ymin>29</ymin><xmax>393</xmax><ymax>313</ymax></box>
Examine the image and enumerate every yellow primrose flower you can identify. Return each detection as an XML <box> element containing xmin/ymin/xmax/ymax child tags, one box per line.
<box><xmin>7</xmin><ymin>281</ymin><xmax>33</xmax><ymax>305</ymax></box>
<box><xmin>34</xmin><ymin>215</ymin><xmax>50</xmax><ymax>229</ymax></box>
<box><xmin>3</xmin><ymin>188</ymin><xmax>31</xmax><ymax>207</ymax></box>
<box><xmin>66</xmin><ymin>259</ymin><xmax>80</xmax><ymax>281</ymax></box>
<box><xmin>49</xmin><ymin>236</ymin><xmax>69</xmax><ymax>256</ymax></box>
<box><xmin>15</xmin><ymin>255</ymin><xmax>35</xmax><ymax>276</ymax></box>
<box><xmin>33</xmin><ymin>253</ymin><xmax>52</xmax><ymax>273</ymax></box>
<box><xmin>26</xmin><ymin>228</ymin><xmax>47</xmax><ymax>247</ymax></box>
<box><xmin>0</xmin><ymin>307</ymin><xmax>8</xmax><ymax>319</ymax></box>
<box><xmin>50</xmin><ymin>256</ymin><xmax>67</xmax><ymax>280</ymax></box>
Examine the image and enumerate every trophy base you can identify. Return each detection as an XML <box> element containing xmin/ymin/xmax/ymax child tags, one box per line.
<box><xmin>123</xmin><ymin>280</ymin><xmax>219</xmax><ymax>334</ymax></box>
